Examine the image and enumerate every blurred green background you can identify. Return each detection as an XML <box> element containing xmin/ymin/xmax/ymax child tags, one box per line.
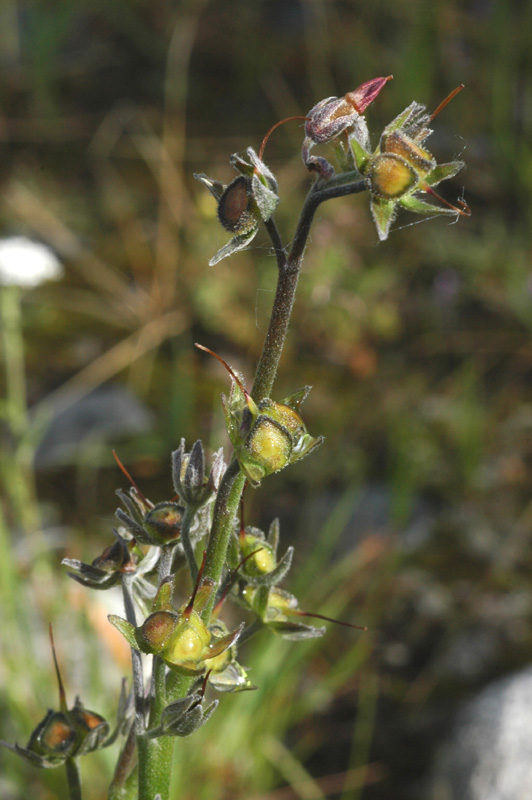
<box><xmin>1</xmin><ymin>1</ymin><xmax>532</xmax><ymax>798</ymax></box>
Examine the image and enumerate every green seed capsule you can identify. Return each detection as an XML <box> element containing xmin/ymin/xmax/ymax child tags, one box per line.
<box><xmin>138</xmin><ymin>611</ymin><xmax>179</xmax><ymax>654</ymax></box>
<box><xmin>144</xmin><ymin>502</ymin><xmax>184</xmax><ymax>544</ymax></box>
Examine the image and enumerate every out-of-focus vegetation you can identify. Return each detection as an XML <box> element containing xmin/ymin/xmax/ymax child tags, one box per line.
<box><xmin>1</xmin><ymin>1</ymin><xmax>532</xmax><ymax>798</ymax></box>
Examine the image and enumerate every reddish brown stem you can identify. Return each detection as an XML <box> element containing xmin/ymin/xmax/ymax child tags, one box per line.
<box><xmin>112</xmin><ymin>449</ymin><xmax>152</xmax><ymax>509</ymax></box>
<box><xmin>185</xmin><ymin>550</ymin><xmax>207</xmax><ymax>619</ymax></box>
<box><xmin>49</xmin><ymin>624</ymin><xmax>68</xmax><ymax>711</ymax></box>
<box><xmin>258</xmin><ymin>116</ymin><xmax>309</xmax><ymax>162</ymax></box>
<box><xmin>423</xmin><ymin>185</ymin><xmax>471</xmax><ymax>216</ymax></box>
<box><xmin>430</xmin><ymin>84</ymin><xmax>465</xmax><ymax>121</ymax></box>
<box><xmin>195</xmin><ymin>343</ymin><xmax>250</xmax><ymax>398</ymax></box>
<box><xmin>212</xmin><ymin>547</ymin><xmax>264</xmax><ymax>617</ymax></box>
<box><xmin>293</xmin><ymin>610</ymin><xmax>367</xmax><ymax>631</ymax></box>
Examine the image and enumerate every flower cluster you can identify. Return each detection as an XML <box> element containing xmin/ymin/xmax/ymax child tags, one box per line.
<box><xmin>350</xmin><ymin>95</ymin><xmax>469</xmax><ymax>240</ymax></box>
<box><xmin>196</xmin><ymin>77</ymin><xmax>468</xmax><ymax>258</ymax></box>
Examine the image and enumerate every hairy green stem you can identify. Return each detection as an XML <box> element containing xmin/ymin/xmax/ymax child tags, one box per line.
<box><xmin>65</xmin><ymin>758</ymin><xmax>82</xmax><ymax>800</ymax></box>
<box><xmin>137</xmin><ymin>735</ymin><xmax>175</xmax><ymax>800</ymax></box>
<box><xmin>148</xmin><ymin>657</ymin><xmax>167</xmax><ymax>729</ymax></box>
<box><xmin>252</xmin><ymin>180</ymin><xmax>365</xmax><ymax>401</ymax></box>
<box><xmin>0</xmin><ymin>285</ymin><xmax>40</xmax><ymax>535</ymax></box>
<box><xmin>1</xmin><ymin>286</ymin><xmax>27</xmax><ymax>437</ymax></box>
<box><xmin>203</xmin><ymin>180</ymin><xmax>367</xmax><ymax>610</ymax></box>
<box><xmin>201</xmin><ymin>460</ymin><xmax>246</xmax><ymax>619</ymax></box>
<box><xmin>158</xmin><ymin>544</ymin><xmax>175</xmax><ymax>582</ymax></box>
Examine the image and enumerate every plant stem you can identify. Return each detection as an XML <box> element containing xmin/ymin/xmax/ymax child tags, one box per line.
<box><xmin>201</xmin><ymin>459</ymin><xmax>246</xmax><ymax>619</ymax></box>
<box><xmin>136</xmin><ymin>175</ymin><xmax>367</xmax><ymax>798</ymax></box>
<box><xmin>122</xmin><ymin>576</ymin><xmax>145</xmax><ymax>735</ymax></box>
<box><xmin>1</xmin><ymin>285</ymin><xmax>27</xmax><ymax>437</ymax></box>
<box><xmin>136</xmin><ymin>651</ymin><xmax>176</xmax><ymax>799</ymax></box>
<box><xmin>158</xmin><ymin>544</ymin><xmax>175</xmax><ymax>583</ymax></box>
<box><xmin>148</xmin><ymin>657</ymin><xmax>167</xmax><ymax>729</ymax></box>
<box><xmin>252</xmin><ymin>180</ymin><xmax>365</xmax><ymax>401</ymax></box>
<box><xmin>137</xmin><ymin>735</ymin><xmax>175</xmax><ymax>800</ymax></box>
<box><xmin>65</xmin><ymin>758</ymin><xmax>82</xmax><ymax>800</ymax></box>
<box><xmin>0</xmin><ymin>285</ymin><xmax>40</xmax><ymax>535</ymax></box>
<box><xmin>203</xmin><ymin>179</ymin><xmax>367</xmax><ymax>605</ymax></box>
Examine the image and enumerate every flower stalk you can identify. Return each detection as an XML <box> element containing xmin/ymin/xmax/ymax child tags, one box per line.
<box><xmin>1</xmin><ymin>78</ymin><xmax>468</xmax><ymax>800</ymax></box>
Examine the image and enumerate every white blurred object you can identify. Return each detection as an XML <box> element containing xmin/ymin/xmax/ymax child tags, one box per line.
<box><xmin>431</xmin><ymin>666</ymin><xmax>532</xmax><ymax>800</ymax></box>
<box><xmin>0</xmin><ymin>236</ymin><xmax>63</xmax><ymax>287</ymax></box>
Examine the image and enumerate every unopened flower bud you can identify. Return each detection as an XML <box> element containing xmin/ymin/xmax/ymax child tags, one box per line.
<box><xmin>302</xmin><ymin>76</ymin><xmax>392</xmax><ymax>178</ymax></box>
<box><xmin>172</xmin><ymin>440</ymin><xmax>224</xmax><ymax>509</ymax></box>
<box><xmin>239</xmin><ymin>530</ymin><xmax>276</xmax><ymax>577</ymax></box>
<box><xmin>143</xmin><ymin>502</ymin><xmax>184</xmax><ymax>545</ymax></box>
<box><xmin>224</xmin><ymin>382</ymin><xmax>324</xmax><ymax>487</ymax></box>
<box><xmin>146</xmin><ymin>694</ymin><xmax>219</xmax><ymax>738</ymax></box>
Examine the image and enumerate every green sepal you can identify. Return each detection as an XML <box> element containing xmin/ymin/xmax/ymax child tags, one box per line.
<box><xmin>193</xmin><ymin>173</ymin><xmax>225</xmax><ymax>201</ymax></box>
<box><xmin>189</xmin><ymin>579</ymin><xmax>216</xmax><ymax>615</ymax></box>
<box><xmin>209</xmin><ymin>226</ymin><xmax>259</xmax><ymax>267</ymax></box>
<box><xmin>208</xmin><ymin>662</ymin><xmax>257</xmax><ymax>693</ymax></box>
<box><xmin>399</xmin><ymin>193</ymin><xmax>462</xmax><ymax>216</ymax></box>
<box><xmin>279</xmin><ymin>385</ymin><xmax>311</xmax><ymax>412</ymax></box>
<box><xmin>115</xmin><ymin>507</ymin><xmax>150</xmax><ymax>543</ymax></box>
<box><xmin>334</xmin><ymin>140</ymin><xmax>356</xmax><ymax>173</ymax></box>
<box><xmin>63</xmin><ymin>529</ymin><xmax>135</xmax><ymax>590</ymax></box>
<box><xmin>251</xmin><ymin>173</ymin><xmax>279</xmax><ymax>222</ymax></box>
<box><xmin>349</xmin><ymin>135</ymin><xmax>372</xmax><ymax>172</ymax></box>
<box><xmin>63</xmin><ymin>559</ymin><xmax>122</xmax><ymax>590</ymax></box>
<box><xmin>266</xmin><ymin>517</ymin><xmax>280</xmax><ymax>556</ymax></box>
<box><xmin>424</xmin><ymin>160</ymin><xmax>465</xmax><ymax>187</ymax></box>
<box><xmin>249</xmin><ymin>585</ymin><xmax>270</xmax><ymax>621</ymax></box>
<box><xmin>230</xmin><ymin>147</ymin><xmax>278</xmax><ymax>196</ymax></box>
<box><xmin>205</xmin><ymin>622</ymin><xmax>245</xmax><ymax>660</ymax></box>
<box><xmin>108</xmin><ymin>615</ymin><xmax>140</xmax><ymax>651</ymax></box>
<box><xmin>381</xmin><ymin>101</ymin><xmax>429</xmax><ymax>139</ymax></box>
<box><xmin>151</xmin><ymin>576</ymin><xmax>174</xmax><ymax>613</ymax></box>
<box><xmin>370</xmin><ymin>195</ymin><xmax>397</xmax><ymax>241</ymax></box>
<box><xmin>266</xmin><ymin>620</ymin><xmax>327</xmax><ymax>640</ymax></box>
<box><xmin>165</xmin><ymin>661</ymin><xmax>206</xmax><ymax>677</ymax></box>
<box><xmin>290</xmin><ymin>431</ymin><xmax>324</xmax><ymax>463</ymax></box>
<box><xmin>0</xmin><ymin>737</ymin><xmax>69</xmax><ymax>769</ymax></box>
<box><xmin>243</xmin><ymin>545</ymin><xmax>294</xmax><ymax>587</ymax></box>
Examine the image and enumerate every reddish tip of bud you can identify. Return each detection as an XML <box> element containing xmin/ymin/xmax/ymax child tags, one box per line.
<box><xmin>344</xmin><ymin>75</ymin><xmax>393</xmax><ymax>113</ymax></box>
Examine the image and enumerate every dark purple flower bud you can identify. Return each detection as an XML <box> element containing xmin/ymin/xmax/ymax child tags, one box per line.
<box><xmin>302</xmin><ymin>76</ymin><xmax>393</xmax><ymax>178</ymax></box>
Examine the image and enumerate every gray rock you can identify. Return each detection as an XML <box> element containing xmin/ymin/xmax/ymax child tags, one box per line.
<box><xmin>33</xmin><ymin>385</ymin><xmax>153</xmax><ymax>467</ymax></box>
<box><xmin>431</xmin><ymin>666</ymin><xmax>532</xmax><ymax>800</ymax></box>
